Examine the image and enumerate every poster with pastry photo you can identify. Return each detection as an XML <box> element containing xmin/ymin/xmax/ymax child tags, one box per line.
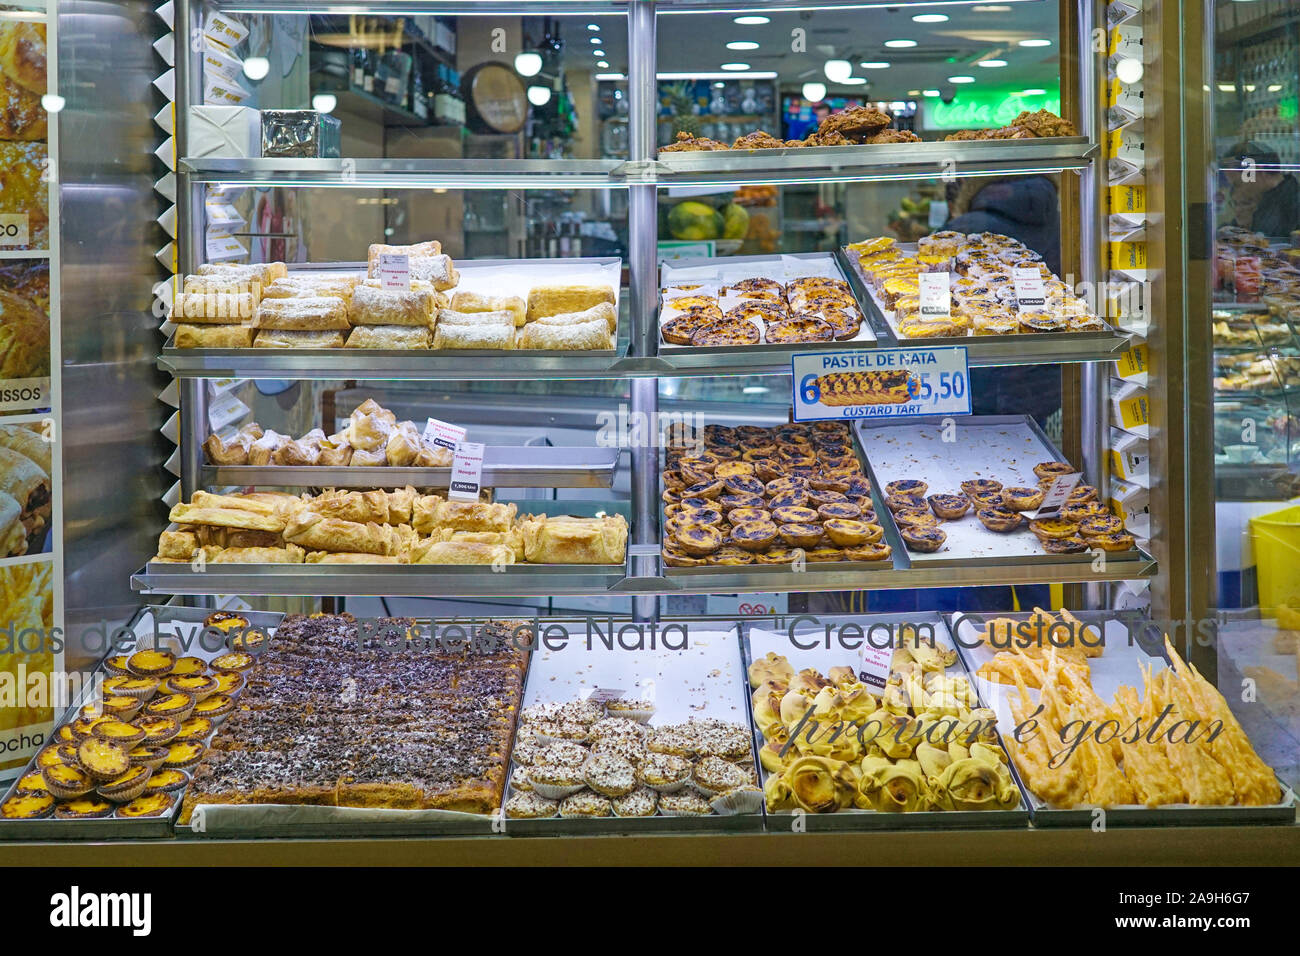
<box><xmin>0</xmin><ymin>14</ymin><xmax>49</xmax><ymax>252</ymax></box>
<box><xmin>0</xmin><ymin>259</ymin><xmax>49</xmax><ymax>409</ymax></box>
<box><xmin>0</xmin><ymin>557</ymin><xmax>55</xmax><ymax>772</ymax></box>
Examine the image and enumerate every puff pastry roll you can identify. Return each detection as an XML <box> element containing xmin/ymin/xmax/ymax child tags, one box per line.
<box><xmin>183</xmin><ymin>273</ymin><xmax>264</xmax><ymax>301</ymax></box>
<box><xmin>254</xmin><ymin>295</ymin><xmax>349</xmax><ymax>331</ymax></box>
<box><xmin>436</xmin><ymin>309</ymin><xmax>515</xmax><ymax>327</ymax></box>
<box><xmin>0</xmin><ymin>444</ymin><xmax>48</xmax><ymax>523</ymax></box>
<box><xmin>348</xmin><ymin>284</ymin><xmax>435</xmax><ymax>327</ymax></box>
<box><xmin>521</xmin><ymin>514</ymin><xmax>628</xmax><ymax>564</ymax></box>
<box><xmin>432</xmin><ymin>321</ymin><xmax>514</xmax><ymax>351</ymax></box>
<box><xmin>283</xmin><ymin>511</ymin><xmax>400</xmax><ymax>556</ymax></box>
<box><xmin>410</xmin><ymin>255</ymin><xmax>459</xmax><ymax>290</ymax></box>
<box><xmin>167</xmin><ymin>504</ymin><xmax>286</xmax><ymax>533</ymax></box>
<box><xmin>262</xmin><ymin>275</ymin><xmax>359</xmax><ymax>301</ymax></box>
<box><xmin>427</xmin><ymin>499</ymin><xmax>516</xmax><ymax>533</ymax></box>
<box><xmin>253</xmin><ymin>329</ymin><xmax>345</xmax><ymax>349</ymax></box>
<box><xmin>385</xmin><ymin>486</ymin><xmax>418</xmax><ymax>525</ymax></box>
<box><xmin>413</xmin><ymin>540</ymin><xmax>515</xmax><ymax>566</ymax></box>
<box><xmin>202</xmin><ymin>422</ymin><xmax>263</xmax><ymax>465</ymax></box>
<box><xmin>344</xmin><ymin>325</ymin><xmax>431</xmax><ymax>349</ymax></box>
<box><xmin>449</xmin><ymin>292</ymin><xmax>527</xmax><ymax>327</ymax></box>
<box><xmin>174</xmin><ymin>324</ymin><xmax>255</xmax><ymax>349</ymax></box>
<box><xmin>171</xmin><ymin>291</ymin><xmax>257</xmax><ymax>323</ymax></box>
<box><xmin>349</xmin><ymin>447</ymin><xmax>388</xmax><ymax>467</ymax></box>
<box><xmin>517</xmin><ymin>317</ymin><xmax>611</xmax><ymax>351</ymax></box>
<box><xmin>197</xmin><ymin>261</ymin><xmax>286</xmax><ymax>284</ymax></box>
<box><xmin>247</xmin><ymin>430</ymin><xmax>289</xmax><ymax>466</ymax></box>
<box><xmin>384</xmin><ymin>421</ymin><xmax>421</xmax><ymax>466</ymax></box>
<box><xmin>445</xmin><ymin>529</ymin><xmax>525</xmax><ymax>562</ymax></box>
<box><xmin>343</xmin><ymin>401</ymin><xmax>393</xmax><ymax>451</ymax></box>
<box><xmin>411</xmin><ymin>494</ymin><xmax>442</xmax><ymax>534</ymax></box>
<box><xmin>366</xmin><ymin>241</ymin><xmax>442</xmax><ymax>276</ymax></box>
<box><xmin>209</xmin><ymin>544</ymin><xmax>306</xmax><ymax>564</ymax></box>
<box><xmin>156</xmin><ymin>530</ymin><xmax>198</xmax><ymax>560</ymax></box>
<box><xmin>531</xmin><ymin>301</ymin><xmax>618</xmax><ymax>333</ymax></box>
<box><xmin>526</xmin><ymin>284</ymin><xmax>616</xmax><ymax>320</ymax></box>
<box><xmin>273</xmin><ymin>428</ymin><xmax>324</xmax><ymax>466</ymax></box>
<box><xmin>317</xmin><ymin>435</ymin><xmax>353</xmax><ymax>466</ymax></box>
<box><xmin>223</xmin><ymin>529</ymin><xmax>283</xmax><ymax>549</ymax></box>
<box><xmin>306</xmin><ymin>551</ymin><xmax>402</xmax><ymax>564</ymax></box>
<box><xmin>0</xmin><ymin>425</ymin><xmax>50</xmax><ymax>476</ymax></box>
<box><xmin>413</xmin><ymin>441</ymin><xmax>453</xmax><ymax>468</ymax></box>
<box><xmin>306</xmin><ymin>490</ymin><xmax>398</xmax><ymax>524</ymax></box>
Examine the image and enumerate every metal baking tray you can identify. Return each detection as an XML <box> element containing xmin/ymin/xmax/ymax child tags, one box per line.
<box><xmin>656</xmin><ymin>252</ymin><xmax>877</xmax><ymax>367</ymax></box>
<box><xmin>855</xmin><ymin>414</ymin><xmax>1154</xmax><ymax>572</ymax></box>
<box><xmin>948</xmin><ymin>610</ymin><xmax>1298</xmax><ymax>826</ymax></box>
<box><xmin>839</xmin><ymin>247</ymin><xmax>1132</xmax><ymax>367</ymax></box>
<box><xmin>662</xmin><ymin>422</ymin><xmax>897</xmax><ymax>579</ymax></box>
<box><xmin>0</xmin><ymin>605</ymin><xmax>284</xmax><ymax>840</ymax></box>
<box><xmin>203</xmin><ymin>446</ymin><xmax>621</xmax><ymax>490</ymax></box>
<box><xmin>502</xmin><ymin>618</ymin><xmax>762</xmax><ymax>835</ymax></box>
<box><xmin>742</xmin><ymin>612</ymin><xmax>1030</xmax><ymax>830</ymax></box>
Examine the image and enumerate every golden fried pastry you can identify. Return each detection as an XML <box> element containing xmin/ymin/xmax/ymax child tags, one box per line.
<box><xmin>658</xmin><ymin>131</ymin><xmax>729</xmax><ymax>152</ymax></box>
<box><xmin>779</xmin><ymin>524</ymin><xmax>824</xmax><ymax>548</ymax></box>
<box><xmin>900</xmin><ymin>526</ymin><xmax>946</xmax><ymax>552</ymax></box>
<box><xmin>1029</xmin><ymin>518</ymin><xmax>1079</xmax><ymax>541</ymax></box>
<box><xmin>976</xmin><ymin>507</ymin><xmax>1024</xmax><ymax>533</ymax></box>
<box><xmin>1033</xmin><ymin>461</ymin><xmax>1076</xmax><ymax>480</ymax></box>
<box><xmin>927</xmin><ymin>494</ymin><xmax>969</xmax><ymax>519</ymax></box>
<box><xmin>1089</xmin><ymin>531</ymin><xmax>1135</xmax><ymax>552</ymax></box>
<box><xmin>1002</xmin><ymin>487</ymin><xmax>1045</xmax><ymax>511</ymax></box>
<box><xmin>844</xmin><ymin>541</ymin><xmax>892</xmax><ymax>561</ymax></box>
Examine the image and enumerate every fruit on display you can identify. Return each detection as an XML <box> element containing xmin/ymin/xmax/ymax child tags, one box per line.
<box><xmin>668</xmin><ymin>200</ymin><xmax>724</xmax><ymax>241</ymax></box>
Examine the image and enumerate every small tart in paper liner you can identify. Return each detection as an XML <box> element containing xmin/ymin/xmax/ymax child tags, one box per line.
<box><xmin>710</xmin><ymin>785</ymin><xmax>763</xmax><ymax>816</ymax></box>
<box><xmin>657</xmin><ymin>790</ymin><xmax>714</xmax><ymax>816</ymax></box>
<box><xmin>611</xmin><ymin>786</ymin><xmax>658</xmax><ymax>817</ymax></box>
<box><xmin>504</xmin><ymin>790</ymin><xmax>559</xmax><ymax>819</ymax></box>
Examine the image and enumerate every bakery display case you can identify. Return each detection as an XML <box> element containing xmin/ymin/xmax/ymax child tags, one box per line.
<box><xmin>5</xmin><ymin>0</ymin><xmax>1300</xmax><ymax>863</ymax></box>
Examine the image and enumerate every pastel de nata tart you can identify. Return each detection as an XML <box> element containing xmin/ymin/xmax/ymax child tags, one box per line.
<box><xmin>161</xmin><ymin>740</ymin><xmax>206</xmax><ymax>771</ymax></box>
<box><xmin>1029</xmin><ymin>518</ymin><xmax>1080</xmax><ymax>541</ymax></box>
<box><xmin>1078</xmin><ymin>515</ymin><xmax>1125</xmax><ymax>538</ymax></box>
<box><xmin>15</xmin><ymin>769</ymin><xmax>48</xmax><ymax>795</ymax></box>
<box><xmin>76</xmin><ymin>737</ymin><xmax>132</xmax><ymax>783</ymax></box>
<box><xmin>1002</xmin><ymin>486</ymin><xmax>1045</xmax><ymax>511</ymax></box>
<box><xmin>57</xmin><ymin>743</ymin><xmax>80</xmax><ymax>765</ymax></box>
<box><xmin>42</xmin><ymin>763</ymin><xmax>96</xmax><ymax>799</ymax></box>
<box><xmin>143</xmin><ymin>693</ymin><xmax>196</xmax><ymax>721</ymax></box>
<box><xmin>1033</xmin><ymin>461</ymin><xmax>1076</xmax><ymax>481</ymax></box>
<box><xmin>137</xmin><ymin>715</ymin><xmax>181</xmax><ymax>746</ymax></box>
<box><xmin>128</xmin><ymin>745</ymin><xmax>170</xmax><ymax>770</ymax></box>
<box><xmin>55</xmin><ymin>797</ymin><xmax>114</xmax><ymax>819</ymax></box>
<box><xmin>1089</xmin><ymin>531</ymin><xmax>1135</xmax><ymax>552</ymax></box>
<box><xmin>97</xmin><ymin>765</ymin><xmax>152</xmax><ymax>803</ymax></box>
<box><xmin>204</xmin><ymin>610</ymin><xmax>248</xmax><ymax>632</ymax></box>
<box><xmin>209</xmin><ymin>651</ymin><xmax>255</xmax><ymax>673</ymax></box>
<box><xmin>91</xmin><ymin>719</ymin><xmax>147</xmax><ymax>749</ymax></box>
<box><xmin>817</xmin><ymin>502</ymin><xmax>862</xmax><ymax>521</ymax></box>
<box><xmin>900</xmin><ymin>526</ymin><xmax>947</xmax><ymax>553</ymax></box>
<box><xmin>126</xmin><ymin>649</ymin><xmax>177</xmax><ymax>678</ymax></box>
<box><xmin>778</xmin><ymin>523</ymin><xmax>825</xmax><ymax>549</ymax></box>
<box><xmin>823</xmin><ymin>518</ymin><xmax>874</xmax><ymax>547</ymax></box>
<box><xmin>100</xmin><ymin>695</ymin><xmax>144</xmax><ymax>720</ymax></box>
<box><xmin>161</xmin><ymin>674</ymin><xmax>220</xmax><ymax>701</ymax></box>
<box><xmin>885</xmin><ymin>479</ymin><xmax>928</xmax><ymax>498</ymax></box>
<box><xmin>115</xmin><ymin>792</ymin><xmax>174</xmax><ymax>818</ymax></box>
<box><xmin>210</xmin><ymin>671</ymin><xmax>245</xmax><ymax>697</ymax></box>
<box><xmin>706</xmin><ymin>546</ymin><xmax>755</xmax><ymax>566</ymax></box>
<box><xmin>960</xmin><ymin>479</ymin><xmax>1003</xmax><ymax>498</ymax></box>
<box><xmin>977</xmin><ymin>506</ymin><xmax>1025</xmax><ymax>533</ymax></box>
<box><xmin>36</xmin><ymin>745</ymin><xmax>69</xmax><ymax>769</ymax></box>
<box><xmin>1</xmin><ymin>792</ymin><xmax>55</xmax><ymax>819</ymax></box>
<box><xmin>1042</xmin><ymin>535</ymin><xmax>1088</xmax><ymax>554</ymax></box>
<box><xmin>803</xmin><ymin>546</ymin><xmax>846</xmax><ymax>563</ymax></box>
<box><xmin>230</xmin><ymin>627</ymin><xmax>269</xmax><ymax>653</ymax></box>
<box><xmin>192</xmin><ymin>693</ymin><xmax>234</xmax><ymax>720</ymax></box>
<box><xmin>70</xmin><ymin>715</ymin><xmax>111</xmax><ymax>740</ymax></box>
<box><xmin>172</xmin><ymin>717</ymin><xmax>212</xmax><ymax>743</ymax></box>
<box><xmin>753</xmin><ymin>546</ymin><xmax>802</xmax><ymax>564</ymax></box>
<box><xmin>893</xmin><ymin>508</ymin><xmax>939</xmax><ymax>529</ymax></box>
<box><xmin>103</xmin><ymin>675</ymin><xmax>160</xmax><ymax>701</ymax></box>
<box><xmin>54</xmin><ymin>724</ymin><xmax>76</xmax><ymax>744</ymax></box>
<box><xmin>169</xmin><ymin>656</ymin><xmax>208</xmax><ymax>677</ymax></box>
<box><xmin>928</xmin><ymin>494</ymin><xmax>970</xmax><ymax>519</ymax></box>
<box><xmin>103</xmin><ymin>654</ymin><xmax>132</xmax><ymax>676</ymax></box>
<box><xmin>142</xmin><ymin>769</ymin><xmax>189</xmax><ymax>795</ymax></box>
<box><xmin>844</xmin><ymin>541</ymin><xmax>892</xmax><ymax>562</ymax></box>
<box><xmin>729</xmin><ymin>521</ymin><xmax>779</xmax><ymax>552</ymax></box>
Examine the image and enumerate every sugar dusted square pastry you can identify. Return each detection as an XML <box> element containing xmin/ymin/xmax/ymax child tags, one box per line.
<box><xmin>348</xmin><ymin>284</ymin><xmax>436</xmax><ymax>327</ymax></box>
<box><xmin>517</xmin><ymin>317</ymin><xmax>611</xmax><ymax>351</ymax></box>
<box><xmin>412</xmin><ymin>540</ymin><xmax>515</xmax><ymax>566</ymax></box>
<box><xmin>254</xmin><ymin>295</ymin><xmax>350</xmax><ymax>331</ymax></box>
<box><xmin>431</xmin><ymin>320</ymin><xmax>515</xmax><ymax>351</ymax></box>
<box><xmin>171</xmin><ymin>291</ymin><xmax>257</xmax><ymax>323</ymax></box>
<box><xmin>366</xmin><ymin>241</ymin><xmax>442</xmax><ymax>277</ymax></box>
<box><xmin>449</xmin><ymin>291</ymin><xmax>527</xmax><ymax>327</ymax></box>
<box><xmin>253</xmin><ymin>329</ymin><xmax>345</xmax><ymax>349</ymax></box>
<box><xmin>173</xmin><ymin>324</ymin><xmax>256</xmax><ymax>349</ymax></box>
<box><xmin>531</xmin><ymin>301</ymin><xmax>617</xmax><ymax>332</ymax></box>
<box><xmin>410</xmin><ymin>255</ymin><xmax>459</xmax><ymax>291</ymax></box>
<box><xmin>525</xmin><ymin>284</ymin><xmax>616</xmax><ymax>321</ymax></box>
<box><xmin>344</xmin><ymin>325</ymin><xmax>431</xmax><ymax>349</ymax></box>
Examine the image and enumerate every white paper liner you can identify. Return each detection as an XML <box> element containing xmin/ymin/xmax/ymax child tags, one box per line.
<box><xmin>710</xmin><ymin>788</ymin><xmax>764</xmax><ymax>815</ymax></box>
<box><xmin>188</xmin><ymin>803</ymin><xmax>491</xmax><ymax>833</ymax></box>
<box><xmin>639</xmin><ymin>776</ymin><xmax>689</xmax><ymax>794</ymax></box>
<box><xmin>528</xmin><ymin>779</ymin><xmax>586</xmax><ymax>800</ymax></box>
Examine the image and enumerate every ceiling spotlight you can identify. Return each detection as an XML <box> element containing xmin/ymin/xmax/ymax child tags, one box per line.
<box><xmin>913</xmin><ymin>13</ymin><xmax>949</xmax><ymax>22</ymax></box>
<box><xmin>589</xmin><ymin>36</ymin><xmax>601</xmax><ymax>44</ymax></box>
<box><xmin>596</xmin><ymin>60</ymin><xmax>609</xmax><ymax>69</ymax></box>
<box><xmin>884</xmin><ymin>39</ymin><xmax>917</xmax><ymax>48</ymax></box>
<box><xmin>1019</xmin><ymin>38</ymin><xmax>1052</xmax><ymax>47</ymax></box>
<box><xmin>527</xmin><ymin>85</ymin><xmax>552</xmax><ymax>106</ymax></box>
<box><xmin>949</xmin><ymin>75</ymin><xmax>976</xmax><ymax>84</ymax></box>
<box><xmin>978</xmin><ymin>59</ymin><xmax>1008</xmax><ymax>68</ymax></box>
<box><xmin>923</xmin><ymin>89</ymin><xmax>941</xmax><ymax>97</ymax></box>
<box><xmin>242</xmin><ymin>56</ymin><xmax>269</xmax><ymax>81</ymax></box>
<box><xmin>514</xmin><ymin>51</ymin><xmax>543</xmax><ymax>77</ymax></box>
<box><xmin>726</xmin><ymin>40</ymin><xmax>759</xmax><ymax>50</ymax></box>
<box><xmin>1217</xmin><ymin>83</ymin><xmax>1236</xmax><ymax>92</ymax></box>
<box><xmin>721</xmin><ymin>62</ymin><xmax>750</xmax><ymax>71</ymax></box>
<box><xmin>860</xmin><ymin>61</ymin><xmax>890</xmax><ymax>69</ymax></box>
<box><xmin>824</xmin><ymin>59</ymin><xmax>853</xmax><ymax>83</ymax></box>
<box><xmin>1020</xmin><ymin>88</ymin><xmax>1046</xmax><ymax>95</ymax></box>
<box><xmin>41</xmin><ymin>93</ymin><xmax>65</xmax><ymax>113</ymax></box>
<box><xmin>1115</xmin><ymin>57</ymin><xmax>1144</xmax><ymax>83</ymax></box>
<box><xmin>842</xmin><ymin>77</ymin><xmax>867</xmax><ymax>85</ymax></box>
<box><xmin>587</xmin><ymin>23</ymin><xmax>600</xmax><ymax>31</ymax></box>
<box><xmin>311</xmin><ymin>92</ymin><xmax>337</xmax><ymax>114</ymax></box>
<box><xmin>734</xmin><ymin>15</ymin><xmax>770</xmax><ymax>24</ymax></box>
<box><xmin>802</xmin><ymin>81</ymin><xmax>827</xmax><ymax>103</ymax></box>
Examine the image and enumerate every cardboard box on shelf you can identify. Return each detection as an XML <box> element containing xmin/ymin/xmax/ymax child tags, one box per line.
<box><xmin>1110</xmin><ymin>378</ymin><xmax>1150</xmax><ymax>437</ymax></box>
<box><xmin>188</xmin><ymin>106</ymin><xmax>262</xmax><ymax>159</ymax></box>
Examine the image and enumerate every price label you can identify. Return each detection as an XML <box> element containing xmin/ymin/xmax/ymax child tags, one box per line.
<box><xmin>584</xmin><ymin>687</ymin><xmax>626</xmax><ymax>704</ymax></box>
<box><xmin>422</xmin><ymin>417</ymin><xmax>466</xmax><ymax>452</ymax></box>
<box><xmin>0</xmin><ymin>214</ymin><xmax>30</xmax><ymax>247</ymax></box>
<box><xmin>447</xmin><ymin>440</ymin><xmax>485</xmax><ymax>501</ymax></box>
<box><xmin>378</xmin><ymin>253</ymin><xmax>411</xmax><ymax>291</ymax></box>
<box><xmin>918</xmin><ymin>272</ymin><xmax>951</xmax><ymax>318</ymax></box>
<box><xmin>1033</xmin><ymin>472</ymin><xmax>1082</xmax><ymax>519</ymax></box>
<box><xmin>1013</xmin><ymin>267</ymin><xmax>1047</xmax><ymax>313</ymax></box>
<box><xmin>858</xmin><ymin>642</ymin><xmax>892</xmax><ymax>692</ymax></box>
<box><xmin>792</xmin><ymin>346</ymin><xmax>972</xmax><ymax>421</ymax></box>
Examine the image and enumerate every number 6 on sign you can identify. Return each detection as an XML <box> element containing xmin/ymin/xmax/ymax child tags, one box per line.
<box><xmin>799</xmin><ymin>373</ymin><xmax>821</xmax><ymax>405</ymax></box>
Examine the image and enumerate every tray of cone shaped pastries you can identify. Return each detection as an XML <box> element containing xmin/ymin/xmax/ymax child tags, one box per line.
<box><xmin>660</xmin><ymin>420</ymin><xmax>895</xmax><ymax>574</ymax></box>
<box><xmin>658</xmin><ymin>252</ymin><xmax>875</xmax><ymax>355</ymax></box>
<box><xmin>165</xmin><ymin>248</ymin><xmax>621</xmax><ymax>355</ymax></box>
<box><xmin>0</xmin><ymin>605</ymin><xmax>284</xmax><ymax>837</ymax></box>
<box><xmin>950</xmin><ymin>609</ymin><xmax>1295</xmax><ymax>825</ymax></box>
<box><xmin>845</xmin><ymin>234</ymin><xmax>1115</xmax><ymax>342</ymax></box>
<box><xmin>500</xmin><ymin>619</ymin><xmax>763</xmax><ymax>832</ymax></box>
<box><xmin>855</xmin><ymin>415</ymin><xmax>1150</xmax><ymax>568</ymax></box>
<box><xmin>744</xmin><ymin>614</ymin><xmax>1030</xmax><ymax>828</ymax></box>
<box><xmin>0</xmin><ymin>17</ymin><xmax>49</xmax><ymax>251</ymax></box>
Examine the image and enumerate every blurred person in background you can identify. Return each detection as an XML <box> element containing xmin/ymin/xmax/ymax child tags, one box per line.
<box><xmin>1220</xmin><ymin>141</ymin><xmax>1300</xmax><ymax>238</ymax></box>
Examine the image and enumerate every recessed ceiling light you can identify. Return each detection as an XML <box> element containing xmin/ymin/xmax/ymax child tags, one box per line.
<box><xmin>913</xmin><ymin>13</ymin><xmax>949</xmax><ymax>22</ymax></box>
<box><xmin>1269</xmin><ymin>83</ymin><xmax>1283</xmax><ymax>92</ymax></box>
<box><xmin>1217</xmin><ymin>83</ymin><xmax>1236</xmax><ymax>91</ymax></box>
<box><xmin>596</xmin><ymin>61</ymin><xmax>609</xmax><ymax>69</ymax></box>
<box><xmin>514</xmin><ymin>51</ymin><xmax>543</xmax><ymax>77</ymax></box>
<box><xmin>978</xmin><ymin>59</ymin><xmax>1008</xmax><ymax>68</ymax></box>
<box><xmin>949</xmin><ymin>75</ymin><xmax>976</xmax><ymax>84</ymax></box>
<box><xmin>595</xmin><ymin>73</ymin><xmax>625</xmax><ymax>80</ymax></box>
<box><xmin>527</xmin><ymin>85</ymin><xmax>552</xmax><ymax>107</ymax></box>
<box><xmin>972</xmin><ymin>4</ymin><xmax>1012</xmax><ymax>10</ymax></box>
<box><xmin>587</xmin><ymin>23</ymin><xmax>599</xmax><ymax>31</ymax></box>
<box><xmin>860</xmin><ymin>61</ymin><xmax>890</xmax><ymax>69</ymax></box>
<box><xmin>841</xmin><ymin>78</ymin><xmax>867</xmax><ymax>85</ymax></box>
<box><xmin>1020</xmin><ymin>88</ymin><xmax>1046</xmax><ymax>95</ymax></box>
<box><xmin>714</xmin><ymin>82</ymin><xmax>725</xmax><ymax>88</ymax></box>
<box><xmin>907</xmin><ymin>89</ymin><xmax>920</xmax><ymax>95</ymax></box>
<box><xmin>734</xmin><ymin>15</ymin><xmax>770</xmax><ymax>25</ymax></box>
<box><xmin>1019</xmin><ymin>38</ymin><xmax>1052</xmax><ymax>47</ymax></box>
<box><xmin>884</xmin><ymin>39</ymin><xmax>917</xmax><ymax>48</ymax></box>
<box><xmin>589</xmin><ymin>37</ymin><xmax>601</xmax><ymax>44</ymax></box>
<box><xmin>923</xmin><ymin>89</ymin><xmax>941</xmax><ymax>97</ymax></box>
<box><xmin>721</xmin><ymin>62</ymin><xmax>750</xmax><ymax>71</ymax></box>
<box><xmin>242</xmin><ymin>56</ymin><xmax>270</xmax><ymax>81</ymax></box>
<box><xmin>726</xmin><ymin>41</ymin><xmax>759</xmax><ymax>51</ymax></box>
<box><xmin>802</xmin><ymin>81</ymin><xmax>827</xmax><ymax>103</ymax></box>
<box><xmin>824</xmin><ymin>59</ymin><xmax>853</xmax><ymax>83</ymax></box>
<box><xmin>593</xmin><ymin>49</ymin><xmax>605</xmax><ymax>57</ymax></box>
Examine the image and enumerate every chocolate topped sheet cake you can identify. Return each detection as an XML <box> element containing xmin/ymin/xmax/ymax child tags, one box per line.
<box><xmin>180</xmin><ymin>614</ymin><xmax>528</xmax><ymax>819</ymax></box>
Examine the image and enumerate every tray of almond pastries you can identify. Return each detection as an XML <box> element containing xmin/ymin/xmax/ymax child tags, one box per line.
<box><xmin>661</xmin><ymin>419</ymin><xmax>895</xmax><ymax>574</ymax></box>
<box><xmin>0</xmin><ymin>605</ymin><xmax>281</xmax><ymax>837</ymax></box>
<box><xmin>854</xmin><ymin>415</ymin><xmax>1151</xmax><ymax>569</ymax></box>
<box><xmin>657</xmin><ymin>252</ymin><xmax>876</xmax><ymax>359</ymax></box>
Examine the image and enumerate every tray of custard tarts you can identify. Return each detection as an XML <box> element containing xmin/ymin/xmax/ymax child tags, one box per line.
<box><xmin>0</xmin><ymin>605</ymin><xmax>281</xmax><ymax>838</ymax></box>
<box><xmin>853</xmin><ymin>415</ymin><xmax>1151</xmax><ymax>569</ymax></box>
<box><xmin>660</xmin><ymin>419</ymin><xmax>895</xmax><ymax>577</ymax></box>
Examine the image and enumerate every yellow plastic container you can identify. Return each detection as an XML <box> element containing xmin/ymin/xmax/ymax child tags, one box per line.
<box><xmin>1249</xmin><ymin>504</ymin><xmax>1300</xmax><ymax>617</ymax></box>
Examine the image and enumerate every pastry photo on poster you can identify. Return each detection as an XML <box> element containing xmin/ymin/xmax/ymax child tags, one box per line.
<box><xmin>0</xmin><ymin>557</ymin><xmax>56</xmax><ymax>773</ymax></box>
<box><xmin>0</xmin><ymin>13</ymin><xmax>50</xmax><ymax>252</ymax></box>
<box><xmin>0</xmin><ymin>260</ymin><xmax>51</xmax><ymax>413</ymax></box>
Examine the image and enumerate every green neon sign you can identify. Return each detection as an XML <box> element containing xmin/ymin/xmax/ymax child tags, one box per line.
<box><xmin>924</xmin><ymin>89</ymin><xmax>1063</xmax><ymax>130</ymax></box>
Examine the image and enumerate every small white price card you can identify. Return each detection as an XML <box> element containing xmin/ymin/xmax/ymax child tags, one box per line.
<box><xmin>792</xmin><ymin>346</ymin><xmax>972</xmax><ymax>421</ymax></box>
<box><xmin>858</xmin><ymin>641</ymin><xmax>892</xmax><ymax>692</ymax></box>
<box><xmin>0</xmin><ymin>214</ymin><xmax>30</xmax><ymax>247</ymax></box>
<box><xmin>422</xmin><ymin>417</ymin><xmax>466</xmax><ymax>452</ymax></box>
<box><xmin>378</xmin><ymin>252</ymin><xmax>411</xmax><ymax>291</ymax></box>
<box><xmin>1013</xmin><ymin>267</ymin><xmax>1047</xmax><ymax>313</ymax></box>
<box><xmin>1033</xmin><ymin>472</ymin><xmax>1082</xmax><ymax>518</ymax></box>
<box><xmin>447</xmin><ymin>440</ymin><xmax>485</xmax><ymax>501</ymax></box>
<box><xmin>917</xmin><ymin>272</ymin><xmax>952</xmax><ymax>318</ymax></box>
<box><xmin>584</xmin><ymin>687</ymin><xmax>626</xmax><ymax>704</ymax></box>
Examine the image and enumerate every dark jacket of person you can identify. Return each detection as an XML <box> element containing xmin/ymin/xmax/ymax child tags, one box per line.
<box><xmin>944</xmin><ymin>176</ymin><xmax>1062</xmax><ymax>275</ymax></box>
<box><xmin>1250</xmin><ymin>174</ymin><xmax>1300</xmax><ymax>238</ymax></box>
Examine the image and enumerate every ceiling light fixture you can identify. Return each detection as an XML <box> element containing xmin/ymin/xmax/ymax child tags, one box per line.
<box><xmin>593</xmin><ymin>49</ymin><xmax>605</xmax><ymax>57</ymax></box>
<box><xmin>527</xmin><ymin>85</ymin><xmax>552</xmax><ymax>106</ymax></box>
<box><xmin>913</xmin><ymin>13</ymin><xmax>949</xmax><ymax>22</ymax></box>
<box><xmin>978</xmin><ymin>59</ymin><xmax>1008</xmax><ymax>67</ymax></box>
<box><xmin>726</xmin><ymin>40</ymin><xmax>759</xmax><ymax>50</ymax></box>
<box><xmin>824</xmin><ymin>58</ymin><xmax>853</xmax><ymax>83</ymax></box>
<box><xmin>242</xmin><ymin>56</ymin><xmax>270</xmax><ymax>81</ymax></box>
<box><xmin>596</xmin><ymin>60</ymin><xmax>609</xmax><ymax>68</ymax></box>
<box><xmin>587</xmin><ymin>23</ymin><xmax>599</xmax><ymax>31</ymax></box>
<box><xmin>1115</xmin><ymin>57</ymin><xmax>1144</xmax><ymax>83</ymax></box>
<box><xmin>311</xmin><ymin>92</ymin><xmax>336</xmax><ymax>114</ymax></box>
<box><xmin>721</xmin><ymin>62</ymin><xmax>750</xmax><ymax>71</ymax></box>
<box><xmin>841</xmin><ymin>77</ymin><xmax>867</xmax><ymax>85</ymax></box>
<box><xmin>949</xmin><ymin>75</ymin><xmax>976</xmax><ymax>83</ymax></box>
<box><xmin>802</xmin><ymin>81</ymin><xmax>827</xmax><ymax>103</ymax></box>
<box><xmin>884</xmin><ymin>39</ymin><xmax>917</xmax><ymax>48</ymax></box>
<box><xmin>733</xmin><ymin>15</ymin><xmax>770</xmax><ymax>25</ymax></box>
<box><xmin>923</xmin><ymin>89</ymin><xmax>941</xmax><ymax>96</ymax></box>
<box><xmin>860</xmin><ymin>61</ymin><xmax>890</xmax><ymax>69</ymax></box>
<box><xmin>1019</xmin><ymin>38</ymin><xmax>1052</xmax><ymax>47</ymax></box>
<box><xmin>1020</xmin><ymin>88</ymin><xmax>1046</xmax><ymax>95</ymax></box>
<box><xmin>514</xmin><ymin>51</ymin><xmax>543</xmax><ymax>77</ymax></box>
<box><xmin>589</xmin><ymin>36</ymin><xmax>601</xmax><ymax>44</ymax></box>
